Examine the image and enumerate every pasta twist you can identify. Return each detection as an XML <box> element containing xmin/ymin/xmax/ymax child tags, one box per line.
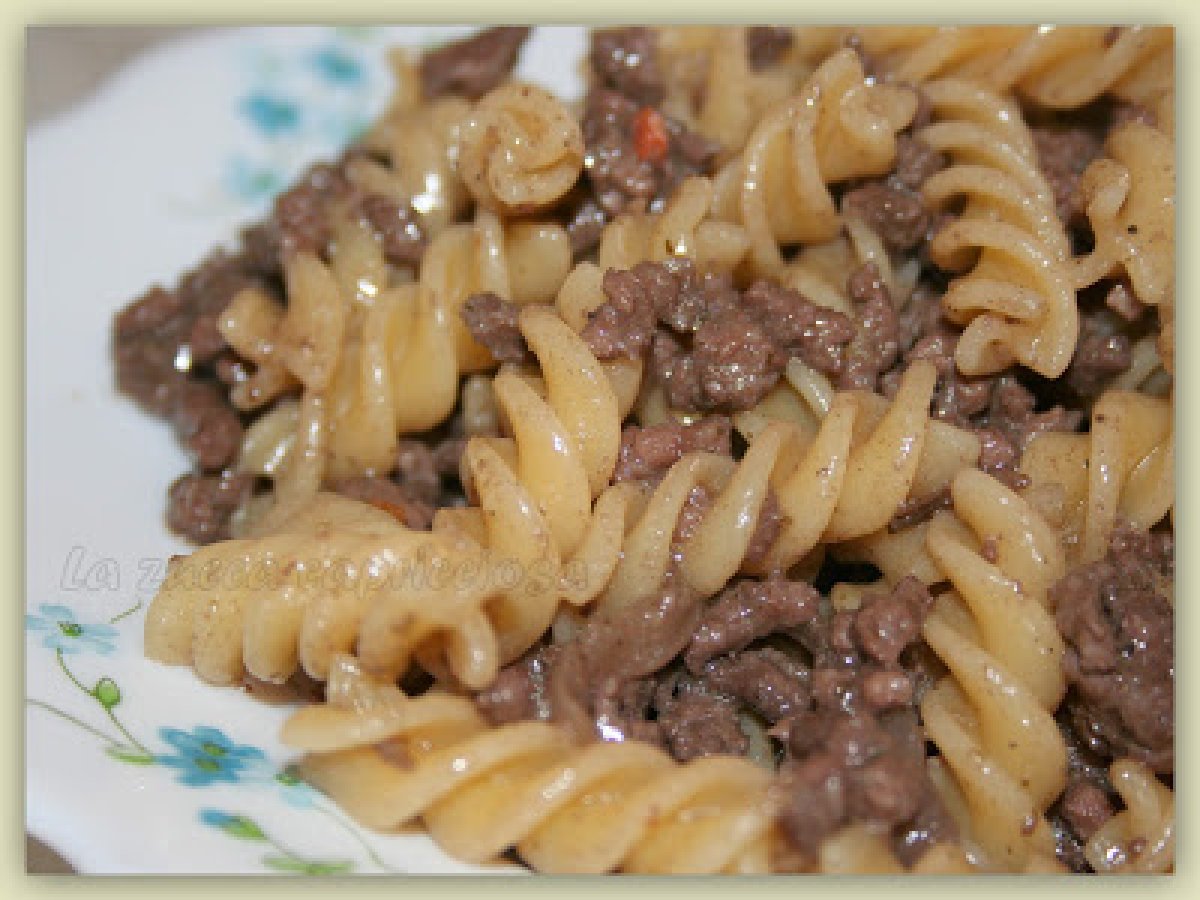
<box><xmin>456</xmin><ymin>82</ymin><xmax>585</xmax><ymax>214</ymax></box>
<box><xmin>710</xmin><ymin>48</ymin><xmax>917</xmax><ymax>275</ymax></box>
<box><xmin>218</xmin><ymin>250</ymin><xmax>346</xmax><ymax>411</ymax></box>
<box><xmin>1018</xmin><ymin>389</ymin><xmax>1174</xmax><ymax>564</ymax></box>
<box><xmin>238</xmin><ymin>207</ymin><xmax>572</xmax><ymax>495</ymax></box>
<box><xmin>596</xmin><ymin>175</ymin><xmax>750</xmax><ymax>276</ymax></box>
<box><xmin>1084</xmin><ymin>759</ymin><xmax>1174</xmax><ymax>874</ymax></box>
<box><xmin>148</xmin><ymin>304</ymin><xmax>625</xmax><ymax>689</ymax></box>
<box><xmin>917</xmin><ymin>78</ymin><xmax>1077</xmax><ymax>378</ymax></box>
<box><xmin>919</xmin><ymin>468</ymin><xmax>1069</xmax><ymax>871</ymax></box>
<box><xmin>825</xmin><ymin>26</ymin><xmax>1173</xmax><ymax>117</ymax></box>
<box><xmin>1072</xmin><ymin>121</ymin><xmax>1175</xmax><ymax>374</ymax></box>
<box><xmin>284</xmin><ymin>653</ymin><xmax>778</xmax><ymax>873</ymax></box>
<box><xmin>144</xmin><ymin>491</ymin><xmax>479</xmax><ymax>686</ymax></box>
<box><xmin>354</xmin><ymin>93</ymin><xmax>473</xmax><ymax>236</ymax></box>
<box><xmin>600</xmin><ymin>359</ymin><xmax>978</xmax><ymax>608</ymax></box>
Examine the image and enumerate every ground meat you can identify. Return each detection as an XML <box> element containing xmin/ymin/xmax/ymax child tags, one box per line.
<box><xmin>852</xmin><ymin>577</ymin><xmax>933</xmax><ymax>666</ymax></box>
<box><xmin>580</xmin><ymin>88</ymin><xmax>719</xmax><ymax>219</ymax></box>
<box><xmin>562</xmin><ymin>194</ymin><xmax>609</xmax><ymax>256</ymax></box>
<box><xmin>1049</xmin><ymin>712</ymin><xmax>1122</xmax><ymax>871</ymax></box>
<box><xmin>613</xmin><ymin>416</ymin><xmax>732</xmax><ymax>483</ymax></box>
<box><xmin>1053</xmin><ymin>526</ymin><xmax>1174</xmax><ymax>774</ymax></box>
<box><xmin>169</xmin><ymin>381</ymin><xmax>244</xmax><ymax>472</ymax></box>
<box><xmin>590</xmin><ymin>27</ymin><xmax>665</xmax><ymax>105</ymax></box>
<box><xmin>475</xmin><ymin>654</ymin><xmax>542</xmax><ymax>725</ymax></box>
<box><xmin>328</xmin><ymin>476</ymin><xmax>435</xmax><ymax>530</ymax></box>
<box><xmin>890</xmin><ymin>134</ymin><xmax>947</xmax><ymax>192</ymax></box>
<box><xmin>275</xmin><ymin>161</ymin><xmax>354</xmax><ymax>258</ymax></box>
<box><xmin>776</xmin><ymin>708</ymin><xmax>954</xmax><ymax>864</ymax></box>
<box><xmin>974</xmin><ymin>426</ymin><xmax>1026</xmax><ymax>490</ymax></box>
<box><xmin>356</xmin><ymin>194</ymin><xmax>426</xmax><ymax>267</ymax></box>
<box><xmin>742</xmin><ymin>491</ymin><xmax>784</xmax><ymax>572</ymax></box>
<box><xmin>984</xmin><ymin>377</ymin><xmax>1084</xmax><ymax>453</ymax></box>
<box><xmin>1059</xmin><ymin>781</ymin><xmax>1115</xmax><ymax>842</ymax></box>
<box><xmin>699</xmin><ymin>647</ymin><xmax>810</xmax><ymax>722</ymax></box>
<box><xmin>420</xmin><ymin>26</ymin><xmax>531</xmax><ymax>100</ymax></box>
<box><xmin>113</xmin><ymin>250</ymin><xmax>261</xmax><ymax>478</ymax></box>
<box><xmin>688</xmin><ymin>310</ymin><xmax>784</xmax><ymax>409</ymax></box>
<box><xmin>741</xmin><ymin>279</ymin><xmax>855</xmax><ymax>377</ymax></box>
<box><xmin>586</xmin><ymin>259</ymin><xmax>854</xmax><ymax>414</ymax></box>
<box><xmin>684</xmin><ymin>578</ymin><xmax>821</xmax><ymax>673</ymax></box>
<box><xmin>657</xmin><ymin>684</ymin><xmax>748</xmax><ymax>761</ymax></box>
<box><xmin>1064</xmin><ymin>307</ymin><xmax>1134</xmax><ymax>399</ymax></box>
<box><xmin>838</xmin><ymin>263</ymin><xmax>902</xmax><ymax>391</ymax></box>
<box><xmin>581</xmin><ymin>266</ymin><xmax>661</xmax><ymax>359</ymax></box>
<box><xmin>165</xmin><ymin>472</ymin><xmax>254</xmax><ymax>544</ymax></box>
<box><xmin>841</xmin><ymin>183</ymin><xmax>930</xmax><ymax>253</ymax></box>
<box><xmin>745</xmin><ymin>26</ymin><xmax>793</xmax><ymax>70</ymax></box>
<box><xmin>395</xmin><ymin>439</ymin><xmax>442</xmax><ymax>506</ymax></box>
<box><xmin>580</xmin><ymin>575</ymin><xmax>705</xmax><ymax>688</ymax></box>
<box><xmin>461</xmin><ymin>291</ymin><xmax>529</xmax><ymax>363</ymax></box>
<box><xmin>1032</xmin><ymin>125</ymin><xmax>1105</xmax><ymax>227</ymax></box>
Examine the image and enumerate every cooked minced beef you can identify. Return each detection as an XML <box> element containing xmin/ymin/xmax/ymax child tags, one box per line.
<box><xmin>1053</xmin><ymin>526</ymin><xmax>1174</xmax><ymax>775</ymax></box>
<box><xmin>356</xmin><ymin>194</ymin><xmax>426</xmax><ymax>267</ymax></box>
<box><xmin>113</xmin><ymin>253</ymin><xmax>257</xmax><ymax>491</ymax></box>
<box><xmin>1065</xmin><ymin>313</ymin><xmax>1133</xmax><ymax>399</ymax></box>
<box><xmin>613</xmin><ymin>416</ymin><xmax>732</xmax><ymax>483</ymax></box>
<box><xmin>776</xmin><ymin>708</ymin><xmax>955</xmax><ymax>864</ymax></box>
<box><xmin>890</xmin><ymin>133</ymin><xmax>947</xmax><ymax>192</ymax></box>
<box><xmin>474</xmin><ymin>568</ymin><xmax>951</xmax><ymax>862</ymax></box>
<box><xmin>166</xmin><ymin>471</ymin><xmax>254</xmax><ymax>544</ymax></box>
<box><xmin>582</xmin><ymin>259</ymin><xmax>855</xmax><ymax>413</ymax></box>
<box><xmin>746</xmin><ymin>26</ymin><xmax>794</xmax><ymax>70</ymax></box>
<box><xmin>461</xmin><ymin>291</ymin><xmax>528</xmax><ymax>363</ymax></box>
<box><xmin>580</xmin><ymin>88</ymin><xmax>720</xmax><ymax>220</ymax></box>
<box><xmin>1049</xmin><ymin>713</ymin><xmax>1121</xmax><ymax>871</ymax></box>
<box><xmin>1032</xmin><ymin>125</ymin><xmax>1105</xmax><ymax>228</ymax></box>
<box><xmin>419</xmin><ymin>26</ymin><xmax>532</xmax><ymax>100</ymax></box>
<box><xmin>684</xmin><ymin>578</ymin><xmax>821</xmax><ymax>673</ymax></box>
<box><xmin>590</xmin><ymin>27</ymin><xmax>666</xmax><ymax>105</ymax></box>
<box><xmin>839</xmin><ymin>262</ymin><xmax>902</xmax><ymax>391</ymax></box>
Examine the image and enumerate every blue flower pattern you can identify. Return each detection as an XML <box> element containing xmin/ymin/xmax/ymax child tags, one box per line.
<box><xmin>240</xmin><ymin>92</ymin><xmax>301</xmax><ymax>136</ymax></box>
<box><xmin>156</xmin><ymin>725</ymin><xmax>271</xmax><ymax>787</ymax></box>
<box><xmin>25</xmin><ymin>604</ymin><xmax>118</xmax><ymax>655</ymax></box>
<box><xmin>220</xmin><ymin>30</ymin><xmax>389</xmax><ymax>205</ymax></box>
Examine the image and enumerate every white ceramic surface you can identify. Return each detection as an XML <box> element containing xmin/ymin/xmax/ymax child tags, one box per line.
<box><xmin>25</xmin><ymin>24</ymin><xmax>586</xmax><ymax>875</ymax></box>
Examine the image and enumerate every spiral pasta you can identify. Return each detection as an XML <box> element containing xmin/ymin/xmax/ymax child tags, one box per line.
<box><xmin>284</xmin><ymin>653</ymin><xmax>777</xmax><ymax>873</ymax></box>
<box><xmin>354</xmin><ymin>93</ymin><xmax>473</xmax><ymax>236</ymax></box>
<box><xmin>920</xmin><ymin>468</ymin><xmax>1069</xmax><ymax>871</ymax></box>
<box><xmin>917</xmin><ymin>78</ymin><xmax>1076</xmax><ymax>378</ymax></box>
<box><xmin>148</xmin><ymin>303</ymin><xmax>625</xmax><ymax>689</ymax></box>
<box><xmin>456</xmin><ymin>82</ymin><xmax>585</xmax><ymax>214</ymax></box>
<box><xmin>1084</xmin><ymin>759</ymin><xmax>1174</xmax><ymax>874</ymax></box>
<box><xmin>597</xmin><ymin>175</ymin><xmax>750</xmax><ymax>275</ymax></box>
<box><xmin>1019</xmin><ymin>389</ymin><xmax>1173</xmax><ymax>564</ymax></box>
<box><xmin>1072</xmin><ymin>121</ymin><xmax>1175</xmax><ymax>374</ymax></box>
<box><xmin>816</xmin><ymin>26</ymin><xmax>1173</xmax><ymax>117</ymax></box>
<box><xmin>710</xmin><ymin>48</ymin><xmax>918</xmax><ymax>275</ymax></box>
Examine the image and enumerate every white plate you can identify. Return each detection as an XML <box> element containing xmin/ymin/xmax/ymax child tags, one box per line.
<box><xmin>25</xmin><ymin>24</ymin><xmax>586</xmax><ymax>875</ymax></box>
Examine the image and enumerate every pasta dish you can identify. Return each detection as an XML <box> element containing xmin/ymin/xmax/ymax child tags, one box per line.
<box><xmin>112</xmin><ymin>25</ymin><xmax>1174</xmax><ymax>873</ymax></box>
